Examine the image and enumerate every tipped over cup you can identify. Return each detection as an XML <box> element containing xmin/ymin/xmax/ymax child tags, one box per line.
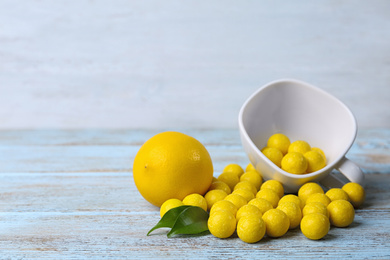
<box><xmin>238</xmin><ymin>79</ymin><xmax>364</xmax><ymax>193</ymax></box>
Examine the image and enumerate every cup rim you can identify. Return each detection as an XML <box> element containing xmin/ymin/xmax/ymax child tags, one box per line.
<box><xmin>238</xmin><ymin>78</ymin><xmax>358</xmax><ymax>179</ymax></box>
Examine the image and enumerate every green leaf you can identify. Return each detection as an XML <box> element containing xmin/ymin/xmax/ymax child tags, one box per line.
<box><xmin>147</xmin><ymin>205</ymin><xmax>191</xmax><ymax>236</ymax></box>
<box><xmin>147</xmin><ymin>205</ymin><xmax>210</xmax><ymax>238</ymax></box>
<box><xmin>167</xmin><ymin>206</ymin><xmax>209</xmax><ymax>238</ymax></box>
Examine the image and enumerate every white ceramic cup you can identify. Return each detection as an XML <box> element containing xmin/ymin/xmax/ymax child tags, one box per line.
<box><xmin>238</xmin><ymin>79</ymin><xmax>364</xmax><ymax>193</ymax></box>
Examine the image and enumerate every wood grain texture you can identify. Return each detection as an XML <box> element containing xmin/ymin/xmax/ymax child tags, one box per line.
<box><xmin>1</xmin><ymin>0</ymin><xmax>390</xmax><ymax>129</ymax></box>
<box><xmin>1</xmin><ymin>129</ymin><xmax>389</xmax><ymax>259</ymax></box>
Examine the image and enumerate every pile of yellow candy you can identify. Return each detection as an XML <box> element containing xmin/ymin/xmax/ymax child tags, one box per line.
<box><xmin>262</xmin><ymin>133</ymin><xmax>327</xmax><ymax>174</ymax></box>
<box><xmin>160</xmin><ymin>163</ymin><xmax>365</xmax><ymax>243</ymax></box>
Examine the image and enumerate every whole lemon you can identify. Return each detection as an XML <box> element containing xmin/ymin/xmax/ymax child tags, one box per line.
<box><xmin>133</xmin><ymin>131</ymin><xmax>213</xmax><ymax>207</ymax></box>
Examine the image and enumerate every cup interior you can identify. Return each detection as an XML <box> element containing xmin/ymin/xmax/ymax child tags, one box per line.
<box><xmin>240</xmin><ymin>79</ymin><xmax>357</xmax><ymax>170</ymax></box>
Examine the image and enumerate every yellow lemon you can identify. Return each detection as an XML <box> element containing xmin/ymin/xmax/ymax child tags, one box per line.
<box><xmin>208</xmin><ymin>181</ymin><xmax>231</xmax><ymax>194</ymax></box>
<box><xmin>237</xmin><ymin>215</ymin><xmax>266</xmax><ymax>243</ymax></box>
<box><xmin>210</xmin><ymin>200</ymin><xmax>238</xmax><ymax>217</ymax></box>
<box><xmin>182</xmin><ymin>193</ymin><xmax>208</xmax><ymax>211</ymax></box>
<box><xmin>217</xmin><ymin>172</ymin><xmax>240</xmax><ymax>191</ymax></box>
<box><xmin>327</xmin><ymin>200</ymin><xmax>355</xmax><ymax>227</ymax></box>
<box><xmin>223</xmin><ymin>163</ymin><xmax>244</xmax><ymax>178</ymax></box>
<box><xmin>325</xmin><ymin>188</ymin><xmax>350</xmax><ymax>202</ymax></box>
<box><xmin>248</xmin><ymin>198</ymin><xmax>274</xmax><ymax>214</ymax></box>
<box><xmin>262</xmin><ymin>209</ymin><xmax>290</xmax><ymax>238</ymax></box>
<box><xmin>267</xmin><ymin>133</ymin><xmax>291</xmax><ymax>155</ymax></box>
<box><xmin>261</xmin><ymin>180</ymin><xmax>285</xmax><ymax>198</ymax></box>
<box><xmin>304</xmin><ymin>150</ymin><xmax>326</xmax><ymax>173</ymax></box>
<box><xmin>298</xmin><ymin>182</ymin><xmax>324</xmax><ymax>204</ymax></box>
<box><xmin>279</xmin><ymin>194</ymin><xmax>304</xmax><ymax>210</ymax></box>
<box><xmin>208</xmin><ymin>210</ymin><xmax>236</xmax><ymax>238</ymax></box>
<box><xmin>305</xmin><ymin>193</ymin><xmax>331</xmax><ymax>207</ymax></box>
<box><xmin>204</xmin><ymin>189</ymin><xmax>228</xmax><ymax>211</ymax></box>
<box><xmin>236</xmin><ymin>204</ymin><xmax>263</xmax><ymax>222</ymax></box>
<box><xmin>302</xmin><ymin>202</ymin><xmax>329</xmax><ymax>218</ymax></box>
<box><xmin>160</xmin><ymin>198</ymin><xmax>183</xmax><ymax>217</ymax></box>
<box><xmin>288</xmin><ymin>140</ymin><xmax>311</xmax><ymax>154</ymax></box>
<box><xmin>277</xmin><ymin>201</ymin><xmax>302</xmax><ymax>229</ymax></box>
<box><xmin>261</xmin><ymin>147</ymin><xmax>284</xmax><ymax>168</ymax></box>
<box><xmin>133</xmin><ymin>131</ymin><xmax>213</xmax><ymax>207</ymax></box>
<box><xmin>240</xmin><ymin>170</ymin><xmax>262</xmax><ymax>191</ymax></box>
<box><xmin>342</xmin><ymin>182</ymin><xmax>366</xmax><ymax>208</ymax></box>
<box><xmin>301</xmin><ymin>213</ymin><xmax>330</xmax><ymax>240</ymax></box>
<box><xmin>281</xmin><ymin>152</ymin><xmax>308</xmax><ymax>174</ymax></box>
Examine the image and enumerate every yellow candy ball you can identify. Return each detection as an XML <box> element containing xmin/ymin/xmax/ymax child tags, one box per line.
<box><xmin>301</xmin><ymin>213</ymin><xmax>330</xmax><ymax>240</ymax></box>
<box><xmin>267</xmin><ymin>133</ymin><xmax>291</xmax><ymax>155</ymax></box>
<box><xmin>208</xmin><ymin>210</ymin><xmax>236</xmax><ymax>238</ymax></box>
<box><xmin>237</xmin><ymin>215</ymin><xmax>266</xmax><ymax>243</ymax></box>
<box><xmin>262</xmin><ymin>209</ymin><xmax>290</xmax><ymax>238</ymax></box>
<box><xmin>327</xmin><ymin>200</ymin><xmax>355</xmax><ymax>227</ymax></box>
<box><xmin>281</xmin><ymin>152</ymin><xmax>308</xmax><ymax>174</ymax></box>
<box><xmin>342</xmin><ymin>182</ymin><xmax>366</xmax><ymax>208</ymax></box>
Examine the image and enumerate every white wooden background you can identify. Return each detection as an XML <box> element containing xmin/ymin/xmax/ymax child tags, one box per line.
<box><xmin>1</xmin><ymin>0</ymin><xmax>389</xmax><ymax>129</ymax></box>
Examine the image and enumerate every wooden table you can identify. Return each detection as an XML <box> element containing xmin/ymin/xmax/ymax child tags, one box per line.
<box><xmin>1</xmin><ymin>129</ymin><xmax>389</xmax><ymax>259</ymax></box>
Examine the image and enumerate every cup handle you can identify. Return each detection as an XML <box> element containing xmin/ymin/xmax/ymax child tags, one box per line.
<box><xmin>320</xmin><ymin>157</ymin><xmax>364</xmax><ymax>189</ymax></box>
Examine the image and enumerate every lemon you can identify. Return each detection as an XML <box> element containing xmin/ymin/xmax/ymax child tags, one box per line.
<box><xmin>210</xmin><ymin>199</ymin><xmax>238</xmax><ymax>217</ymax></box>
<box><xmin>256</xmin><ymin>188</ymin><xmax>280</xmax><ymax>208</ymax></box>
<box><xmin>232</xmin><ymin>189</ymin><xmax>255</xmax><ymax>202</ymax></box>
<box><xmin>245</xmin><ymin>163</ymin><xmax>256</xmax><ymax>172</ymax></box>
<box><xmin>288</xmin><ymin>140</ymin><xmax>311</xmax><ymax>154</ymax></box>
<box><xmin>208</xmin><ymin>181</ymin><xmax>232</xmax><ymax>194</ymax></box>
<box><xmin>240</xmin><ymin>171</ymin><xmax>262</xmax><ymax>191</ymax></box>
<box><xmin>234</xmin><ymin>181</ymin><xmax>257</xmax><ymax>195</ymax></box>
<box><xmin>305</xmin><ymin>193</ymin><xmax>331</xmax><ymax>207</ymax></box>
<box><xmin>278</xmin><ymin>194</ymin><xmax>304</xmax><ymax>210</ymax></box>
<box><xmin>133</xmin><ymin>131</ymin><xmax>213</xmax><ymax>207</ymax></box>
<box><xmin>277</xmin><ymin>201</ymin><xmax>302</xmax><ymax>229</ymax></box>
<box><xmin>223</xmin><ymin>163</ymin><xmax>244</xmax><ymax>178</ymax></box>
<box><xmin>342</xmin><ymin>182</ymin><xmax>366</xmax><ymax>208</ymax></box>
<box><xmin>218</xmin><ymin>172</ymin><xmax>240</xmax><ymax>191</ymax></box>
<box><xmin>261</xmin><ymin>147</ymin><xmax>283</xmax><ymax>168</ymax></box>
<box><xmin>262</xmin><ymin>209</ymin><xmax>290</xmax><ymax>238</ymax></box>
<box><xmin>160</xmin><ymin>198</ymin><xmax>183</xmax><ymax>217</ymax></box>
<box><xmin>224</xmin><ymin>194</ymin><xmax>247</xmax><ymax>210</ymax></box>
<box><xmin>304</xmin><ymin>150</ymin><xmax>326</xmax><ymax>173</ymax></box>
<box><xmin>182</xmin><ymin>193</ymin><xmax>208</xmax><ymax>212</ymax></box>
<box><xmin>236</xmin><ymin>204</ymin><xmax>263</xmax><ymax>222</ymax></box>
<box><xmin>298</xmin><ymin>182</ymin><xmax>324</xmax><ymax>204</ymax></box>
<box><xmin>248</xmin><ymin>198</ymin><xmax>274</xmax><ymax>214</ymax></box>
<box><xmin>300</xmin><ymin>213</ymin><xmax>330</xmax><ymax>240</ymax></box>
<box><xmin>208</xmin><ymin>210</ymin><xmax>236</xmax><ymax>239</ymax></box>
<box><xmin>237</xmin><ymin>215</ymin><xmax>266</xmax><ymax>243</ymax></box>
<box><xmin>281</xmin><ymin>152</ymin><xmax>308</xmax><ymax>174</ymax></box>
<box><xmin>267</xmin><ymin>133</ymin><xmax>291</xmax><ymax>155</ymax></box>
<box><xmin>327</xmin><ymin>200</ymin><xmax>355</xmax><ymax>227</ymax></box>
<box><xmin>302</xmin><ymin>202</ymin><xmax>329</xmax><ymax>218</ymax></box>
<box><xmin>204</xmin><ymin>189</ymin><xmax>228</xmax><ymax>211</ymax></box>
<box><xmin>325</xmin><ymin>188</ymin><xmax>350</xmax><ymax>202</ymax></box>
<box><xmin>261</xmin><ymin>180</ymin><xmax>284</xmax><ymax>198</ymax></box>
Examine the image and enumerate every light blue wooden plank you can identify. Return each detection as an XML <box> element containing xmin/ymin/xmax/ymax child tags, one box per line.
<box><xmin>0</xmin><ymin>209</ymin><xmax>389</xmax><ymax>259</ymax></box>
<box><xmin>0</xmin><ymin>129</ymin><xmax>389</xmax><ymax>174</ymax></box>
